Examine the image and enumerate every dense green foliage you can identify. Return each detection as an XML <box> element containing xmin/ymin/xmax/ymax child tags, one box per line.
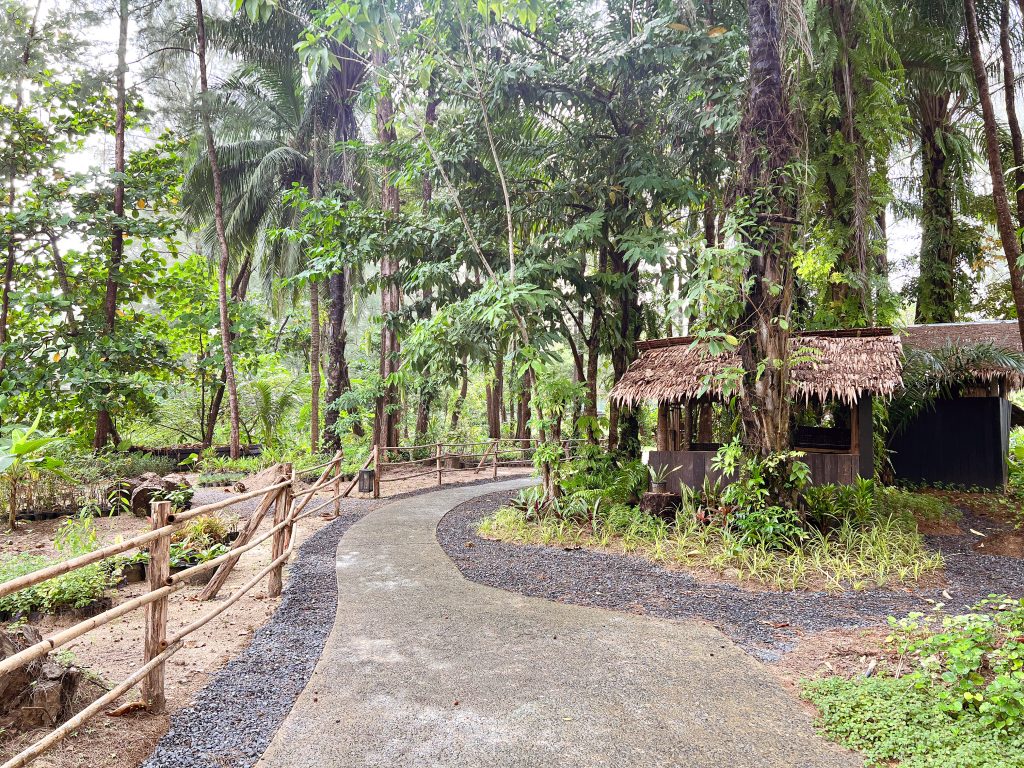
<box><xmin>804</xmin><ymin>598</ymin><xmax>1024</xmax><ymax>767</ymax></box>
<box><xmin>480</xmin><ymin>450</ymin><xmax>945</xmax><ymax>589</ymax></box>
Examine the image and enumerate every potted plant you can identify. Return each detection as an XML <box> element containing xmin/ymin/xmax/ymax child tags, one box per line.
<box><xmin>648</xmin><ymin>463</ymin><xmax>681</xmax><ymax>494</ymax></box>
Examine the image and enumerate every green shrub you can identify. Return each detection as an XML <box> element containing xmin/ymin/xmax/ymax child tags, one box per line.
<box><xmin>890</xmin><ymin>597</ymin><xmax>1024</xmax><ymax>730</ymax></box>
<box><xmin>151</xmin><ymin>484</ymin><xmax>194</xmax><ymax>511</ymax></box>
<box><xmin>804</xmin><ymin>676</ymin><xmax>1024</xmax><ymax>768</ymax></box>
<box><xmin>0</xmin><ymin>553</ymin><xmax>113</xmax><ymax>616</ymax></box>
<box><xmin>877</xmin><ymin>487</ymin><xmax>959</xmax><ymax>523</ymax></box>
<box><xmin>804</xmin><ymin>597</ymin><xmax>1024</xmax><ymax>767</ymax></box>
<box><xmin>172</xmin><ymin>514</ymin><xmax>230</xmax><ymax>549</ymax></box>
<box><xmin>196</xmin><ymin>472</ymin><xmax>246</xmax><ymax>487</ymax></box>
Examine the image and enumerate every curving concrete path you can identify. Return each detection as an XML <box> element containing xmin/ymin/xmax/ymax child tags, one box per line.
<box><xmin>257</xmin><ymin>480</ymin><xmax>861</xmax><ymax>768</ymax></box>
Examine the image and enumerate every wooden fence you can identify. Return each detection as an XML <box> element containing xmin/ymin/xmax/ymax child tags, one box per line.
<box><xmin>0</xmin><ymin>452</ymin><xmax>346</xmax><ymax>768</ymax></box>
<box><xmin>342</xmin><ymin>437</ymin><xmax>582</xmax><ymax>499</ymax></box>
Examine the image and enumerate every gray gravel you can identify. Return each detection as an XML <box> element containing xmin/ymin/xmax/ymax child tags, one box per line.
<box><xmin>142</xmin><ymin>501</ymin><xmax>374</xmax><ymax>768</ymax></box>
<box><xmin>437</xmin><ymin>491</ymin><xmax>1024</xmax><ymax>660</ymax></box>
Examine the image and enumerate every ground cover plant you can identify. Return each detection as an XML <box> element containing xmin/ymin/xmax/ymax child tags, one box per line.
<box><xmin>803</xmin><ymin>597</ymin><xmax>1024</xmax><ymax>768</ymax></box>
<box><xmin>0</xmin><ymin>515</ymin><xmax>115</xmax><ymax>617</ymax></box>
<box><xmin>479</xmin><ymin>448</ymin><xmax>945</xmax><ymax>590</ymax></box>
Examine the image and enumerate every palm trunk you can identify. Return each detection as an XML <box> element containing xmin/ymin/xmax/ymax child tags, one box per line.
<box><xmin>607</xmin><ymin>247</ymin><xmax>640</xmax><ymax>457</ymax></box>
<box><xmin>310</xmin><ymin>280</ymin><xmax>321</xmax><ymax>453</ymax></box>
<box><xmin>965</xmin><ymin>0</ymin><xmax>1024</xmax><ymax>347</ymax></box>
<box><xmin>309</xmin><ymin>125</ymin><xmax>323</xmax><ymax>454</ymax></box>
<box><xmin>915</xmin><ymin>91</ymin><xmax>956</xmax><ymax>323</ymax></box>
<box><xmin>194</xmin><ymin>0</ymin><xmax>241</xmax><ymax>459</ymax></box>
<box><xmin>1000</xmin><ymin>0</ymin><xmax>1024</xmax><ymax>225</ymax></box>
<box><xmin>323</xmin><ymin>60</ymin><xmax>364</xmax><ymax>448</ymax></box>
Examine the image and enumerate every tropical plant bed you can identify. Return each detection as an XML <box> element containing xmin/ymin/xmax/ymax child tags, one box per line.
<box><xmin>439</xmin><ymin>490</ymin><xmax>1024</xmax><ymax>659</ymax></box>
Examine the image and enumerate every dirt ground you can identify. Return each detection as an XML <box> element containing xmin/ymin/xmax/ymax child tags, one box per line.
<box><xmin>0</xmin><ymin>466</ymin><xmax>531</xmax><ymax>768</ymax></box>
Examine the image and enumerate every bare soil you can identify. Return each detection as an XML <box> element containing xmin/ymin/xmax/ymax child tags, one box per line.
<box><xmin>973</xmin><ymin>530</ymin><xmax>1024</xmax><ymax>558</ymax></box>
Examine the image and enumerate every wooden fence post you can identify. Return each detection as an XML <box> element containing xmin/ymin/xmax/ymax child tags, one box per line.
<box><xmin>493</xmin><ymin>439</ymin><xmax>498</xmax><ymax>479</ymax></box>
<box><xmin>435</xmin><ymin>443</ymin><xmax>442</xmax><ymax>485</ymax></box>
<box><xmin>268</xmin><ymin>463</ymin><xmax>293</xmax><ymax>598</ymax></box>
<box><xmin>143</xmin><ymin>500</ymin><xmax>171</xmax><ymax>712</ymax></box>
<box><xmin>372</xmin><ymin>445</ymin><xmax>380</xmax><ymax>499</ymax></box>
<box><xmin>333</xmin><ymin>456</ymin><xmax>342</xmax><ymax>517</ymax></box>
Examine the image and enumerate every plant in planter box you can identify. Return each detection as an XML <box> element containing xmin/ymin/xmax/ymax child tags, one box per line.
<box><xmin>152</xmin><ymin>484</ymin><xmax>194</xmax><ymax>513</ymax></box>
<box><xmin>648</xmin><ymin>463</ymin><xmax>682</xmax><ymax>494</ymax></box>
<box><xmin>0</xmin><ymin>411</ymin><xmax>71</xmax><ymax>530</ymax></box>
<box><xmin>169</xmin><ymin>540</ymin><xmax>229</xmax><ymax>570</ymax></box>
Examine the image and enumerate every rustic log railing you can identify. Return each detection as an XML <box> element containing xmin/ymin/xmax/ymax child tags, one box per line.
<box><xmin>0</xmin><ymin>451</ymin><xmax>345</xmax><ymax>768</ymax></box>
<box><xmin>353</xmin><ymin>437</ymin><xmax>583</xmax><ymax>499</ymax></box>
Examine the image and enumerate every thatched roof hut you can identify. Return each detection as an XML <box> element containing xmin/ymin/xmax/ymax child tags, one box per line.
<box><xmin>610</xmin><ymin>327</ymin><xmax>903</xmax><ymax>408</ymax></box>
<box><xmin>901</xmin><ymin>320</ymin><xmax>1024</xmax><ymax>390</ymax></box>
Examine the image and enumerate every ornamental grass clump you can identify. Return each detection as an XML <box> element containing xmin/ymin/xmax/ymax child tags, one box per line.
<box><xmin>479</xmin><ymin>446</ymin><xmax>943</xmax><ymax>590</ymax></box>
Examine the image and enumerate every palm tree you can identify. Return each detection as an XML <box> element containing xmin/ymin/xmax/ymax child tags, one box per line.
<box><xmin>893</xmin><ymin>1</ymin><xmax>978</xmax><ymax>323</ymax></box>
<box><xmin>184</xmin><ymin>2</ymin><xmax>369</xmax><ymax>453</ymax></box>
<box><xmin>180</xmin><ymin>13</ymin><xmax>336</xmax><ymax>453</ymax></box>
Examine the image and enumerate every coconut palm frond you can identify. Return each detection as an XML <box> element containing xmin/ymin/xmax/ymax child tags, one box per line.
<box><xmin>890</xmin><ymin>342</ymin><xmax>1024</xmax><ymax>431</ymax></box>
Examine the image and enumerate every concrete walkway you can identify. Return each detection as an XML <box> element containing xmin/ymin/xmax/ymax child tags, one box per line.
<box><xmin>258</xmin><ymin>480</ymin><xmax>861</xmax><ymax>768</ymax></box>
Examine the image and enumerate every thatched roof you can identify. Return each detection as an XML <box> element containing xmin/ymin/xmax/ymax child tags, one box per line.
<box><xmin>610</xmin><ymin>328</ymin><xmax>903</xmax><ymax>407</ymax></box>
<box><xmin>902</xmin><ymin>320</ymin><xmax>1022</xmax><ymax>352</ymax></box>
<box><xmin>902</xmin><ymin>320</ymin><xmax>1024</xmax><ymax>388</ymax></box>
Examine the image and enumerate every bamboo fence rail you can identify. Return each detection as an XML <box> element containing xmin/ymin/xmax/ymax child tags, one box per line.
<box><xmin>364</xmin><ymin>437</ymin><xmax>584</xmax><ymax>497</ymax></box>
<box><xmin>0</xmin><ymin>451</ymin><xmax>345</xmax><ymax>768</ymax></box>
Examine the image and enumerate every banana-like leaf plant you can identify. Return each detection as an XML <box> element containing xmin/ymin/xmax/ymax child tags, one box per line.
<box><xmin>0</xmin><ymin>412</ymin><xmax>71</xmax><ymax>530</ymax></box>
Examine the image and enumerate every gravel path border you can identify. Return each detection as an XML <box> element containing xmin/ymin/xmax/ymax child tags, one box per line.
<box><xmin>142</xmin><ymin>503</ymin><xmax>372</xmax><ymax>768</ymax></box>
<box><xmin>437</xmin><ymin>491</ymin><xmax>1024</xmax><ymax>661</ymax></box>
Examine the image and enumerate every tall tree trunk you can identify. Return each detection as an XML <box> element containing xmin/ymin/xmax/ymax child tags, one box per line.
<box><xmin>309</xmin><ymin>280</ymin><xmax>322</xmax><ymax>453</ymax></box>
<box><xmin>915</xmin><ymin>91</ymin><xmax>957</xmax><ymax>323</ymax></box>
<box><xmin>323</xmin><ymin>59</ymin><xmax>364</xmax><ymax>448</ymax></box>
<box><xmin>195</xmin><ymin>0</ymin><xmax>241</xmax><ymax>459</ymax></box>
<box><xmin>309</xmin><ymin>128</ymin><xmax>323</xmax><ymax>454</ymax></box>
<box><xmin>607</xmin><ymin>247</ymin><xmax>640</xmax><ymax>457</ymax></box>
<box><xmin>1001</xmin><ymin>0</ymin><xmax>1024</xmax><ymax>225</ymax></box>
<box><xmin>201</xmin><ymin>258</ymin><xmax>250</xmax><ymax>446</ymax></box>
<box><xmin>1</xmin><ymin>0</ymin><xmax>42</xmax><ymax>383</ymax></box>
<box><xmin>94</xmin><ymin>0</ymin><xmax>129</xmax><ymax>450</ymax></box>
<box><xmin>413</xmin><ymin>88</ymin><xmax>439</xmax><ymax>445</ymax></box>
<box><xmin>450</xmin><ymin>357</ymin><xmax>469</xmax><ymax>431</ymax></box>
<box><xmin>735</xmin><ymin>0</ymin><xmax>798</xmax><ymax>458</ymax></box>
<box><xmin>373</xmin><ymin>51</ymin><xmax>402</xmax><ymax>450</ymax></box>
<box><xmin>965</xmin><ymin>0</ymin><xmax>1024</xmax><ymax>346</ymax></box>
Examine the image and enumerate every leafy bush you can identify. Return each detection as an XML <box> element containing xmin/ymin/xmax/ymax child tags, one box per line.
<box><xmin>0</xmin><ymin>553</ymin><xmax>113</xmax><ymax>616</ymax></box>
<box><xmin>196</xmin><ymin>472</ymin><xmax>246</xmax><ymax>487</ymax></box>
<box><xmin>877</xmin><ymin>487</ymin><xmax>959</xmax><ymax>524</ymax></box>
<box><xmin>61</xmin><ymin>451</ymin><xmax>179</xmax><ymax>483</ymax></box>
<box><xmin>151</xmin><ymin>484</ymin><xmax>194</xmax><ymax>512</ymax></box>
<box><xmin>804</xmin><ymin>598</ymin><xmax>1024</xmax><ymax>767</ymax></box>
<box><xmin>890</xmin><ymin>597</ymin><xmax>1024</xmax><ymax>730</ymax></box>
<box><xmin>804</xmin><ymin>676</ymin><xmax>1024</xmax><ymax>768</ymax></box>
<box><xmin>172</xmin><ymin>515</ymin><xmax>230</xmax><ymax>549</ymax></box>
<box><xmin>710</xmin><ymin>439</ymin><xmax>810</xmax><ymax>550</ymax></box>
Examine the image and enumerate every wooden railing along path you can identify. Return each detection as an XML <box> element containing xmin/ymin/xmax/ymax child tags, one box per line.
<box><xmin>0</xmin><ymin>452</ymin><xmax>346</xmax><ymax>768</ymax></box>
<box><xmin>349</xmin><ymin>437</ymin><xmax>583</xmax><ymax>498</ymax></box>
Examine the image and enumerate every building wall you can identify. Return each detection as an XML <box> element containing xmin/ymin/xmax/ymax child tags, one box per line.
<box><xmin>889</xmin><ymin>396</ymin><xmax>1010</xmax><ymax>490</ymax></box>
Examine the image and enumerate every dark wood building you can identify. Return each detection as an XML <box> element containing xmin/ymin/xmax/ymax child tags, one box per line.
<box><xmin>609</xmin><ymin>329</ymin><xmax>903</xmax><ymax>494</ymax></box>
<box><xmin>891</xmin><ymin>321</ymin><xmax>1024</xmax><ymax>490</ymax></box>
